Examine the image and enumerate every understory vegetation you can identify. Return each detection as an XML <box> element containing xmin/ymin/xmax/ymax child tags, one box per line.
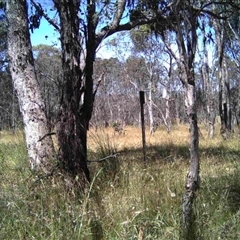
<box><xmin>0</xmin><ymin>125</ymin><xmax>240</xmax><ymax>239</ymax></box>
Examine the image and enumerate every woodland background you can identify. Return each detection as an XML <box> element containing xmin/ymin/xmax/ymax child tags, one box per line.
<box><xmin>1</xmin><ymin>1</ymin><xmax>240</xmax><ymax>239</ymax></box>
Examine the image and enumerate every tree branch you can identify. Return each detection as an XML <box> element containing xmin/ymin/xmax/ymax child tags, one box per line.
<box><xmin>87</xmin><ymin>153</ymin><xmax>119</xmax><ymax>162</ymax></box>
<box><xmin>95</xmin><ymin>16</ymin><xmax>160</xmax><ymax>49</ymax></box>
<box><xmin>93</xmin><ymin>71</ymin><xmax>105</xmax><ymax>99</ymax></box>
<box><xmin>111</xmin><ymin>0</ymin><xmax>127</xmax><ymax>29</ymax></box>
<box><xmin>38</xmin><ymin>132</ymin><xmax>56</xmax><ymax>142</ymax></box>
<box><xmin>30</xmin><ymin>0</ymin><xmax>60</xmax><ymax>31</ymax></box>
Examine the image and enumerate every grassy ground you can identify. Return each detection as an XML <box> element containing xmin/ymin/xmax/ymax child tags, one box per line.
<box><xmin>0</xmin><ymin>125</ymin><xmax>240</xmax><ymax>239</ymax></box>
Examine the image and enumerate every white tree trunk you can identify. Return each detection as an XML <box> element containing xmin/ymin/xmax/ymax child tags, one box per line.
<box><xmin>201</xmin><ymin>36</ymin><xmax>215</xmax><ymax>139</ymax></box>
<box><xmin>148</xmin><ymin>81</ymin><xmax>154</xmax><ymax>134</ymax></box>
<box><xmin>164</xmin><ymin>88</ymin><xmax>171</xmax><ymax>133</ymax></box>
<box><xmin>7</xmin><ymin>0</ymin><xmax>55</xmax><ymax>173</ymax></box>
<box><xmin>213</xmin><ymin>19</ymin><xmax>232</xmax><ymax>136</ymax></box>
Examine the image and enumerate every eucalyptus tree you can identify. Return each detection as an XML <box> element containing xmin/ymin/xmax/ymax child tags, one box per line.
<box><xmin>130</xmin><ymin>28</ymin><xmax>174</xmax><ymax>133</ymax></box>
<box><xmin>224</xmin><ymin>5</ymin><xmax>240</xmax><ymax>136</ymax></box>
<box><xmin>7</xmin><ymin>0</ymin><xmax>56</xmax><ymax>174</ymax></box>
<box><xmin>198</xmin><ymin>17</ymin><xmax>216</xmax><ymax>138</ymax></box>
<box><xmin>212</xmin><ymin>2</ymin><xmax>240</xmax><ymax>138</ymax></box>
<box><xmin>51</xmin><ymin>0</ymin><xmax>167</xmax><ymax>183</ymax></box>
<box><xmin>213</xmin><ymin>16</ymin><xmax>232</xmax><ymax>137</ymax></box>
<box><xmin>159</xmin><ymin>4</ymin><xmax>200</xmax><ymax>237</ymax></box>
<box><xmin>92</xmin><ymin>57</ymin><xmax>124</xmax><ymax>127</ymax></box>
<box><xmin>123</xmin><ymin>55</ymin><xmax>155</xmax><ymax>129</ymax></box>
<box><xmin>0</xmin><ymin>7</ymin><xmax>19</xmax><ymax>131</ymax></box>
<box><xmin>7</xmin><ymin>0</ymin><xmax>175</xmax><ymax>183</ymax></box>
<box><xmin>33</xmin><ymin>44</ymin><xmax>62</xmax><ymax>129</ymax></box>
<box><xmin>146</xmin><ymin>1</ymin><xmax>240</xmax><ymax>238</ymax></box>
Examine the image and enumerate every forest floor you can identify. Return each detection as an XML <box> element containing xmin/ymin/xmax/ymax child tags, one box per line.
<box><xmin>0</xmin><ymin>124</ymin><xmax>240</xmax><ymax>239</ymax></box>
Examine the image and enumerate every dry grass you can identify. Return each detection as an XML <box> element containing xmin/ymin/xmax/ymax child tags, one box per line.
<box><xmin>0</xmin><ymin>124</ymin><xmax>240</xmax><ymax>239</ymax></box>
<box><xmin>87</xmin><ymin>124</ymin><xmax>240</xmax><ymax>239</ymax></box>
<box><xmin>88</xmin><ymin>125</ymin><xmax>191</xmax><ymax>152</ymax></box>
<box><xmin>0</xmin><ymin>129</ymin><xmax>24</xmax><ymax>144</ymax></box>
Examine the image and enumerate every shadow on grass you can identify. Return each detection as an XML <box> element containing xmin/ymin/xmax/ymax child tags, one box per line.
<box><xmin>187</xmin><ymin>159</ymin><xmax>240</xmax><ymax>240</ymax></box>
<box><xmin>88</xmin><ymin>141</ymin><xmax>240</xmax><ymax>189</ymax></box>
<box><xmin>88</xmin><ymin>142</ymin><xmax>240</xmax><ymax>239</ymax></box>
<box><xmin>113</xmin><ymin>143</ymin><xmax>240</xmax><ymax>164</ymax></box>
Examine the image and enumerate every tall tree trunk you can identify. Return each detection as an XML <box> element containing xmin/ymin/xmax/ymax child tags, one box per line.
<box><xmin>201</xmin><ymin>35</ymin><xmax>215</xmax><ymax>138</ymax></box>
<box><xmin>7</xmin><ymin>0</ymin><xmax>55</xmax><ymax>173</ymax></box>
<box><xmin>54</xmin><ymin>0</ymin><xmax>90</xmax><ymax>183</ymax></box>
<box><xmin>11</xmin><ymin>88</ymin><xmax>16</xmax><ymax>134</ymax></box>
<box><xmin>164</xmin><ymin>90</ymin><xmax>171</xmax><ymax>133</ymax></box>
<box><xmin>54</xmin><ymin>0</ymin><xmax>98</xmax><ymax>183</ymax></box>
<box><xmin>167</xmin><ymin>3</ymin><xmax>200</xmax><ymax>238</ymax></box>
<box><xmin>219</xmin><ymin>53</ymin><xmax>232</xmax><ymax>137</ymax></box>
<box><xmin>208</xmin><ymin>97</ymin><xmax>215</xmax><ymax>139</ymax></box>
<box><xmin>82</xmin><ymin>0</ymin><xmax>96</xmax><ymax>131</ymax></box>
<box><xmin>214</xmin><ymin>19</ymin><xmax>231</xmax><ymax>138</ymax></box>
<box><xmin>148</xmin><ymin>80</ymin><xmax>154</xmax><ymax>134</ymax></box>
<box><xmin>164</xmin><ymin>59</ymin><xmax>173</xmax><ymax>133</ymax></box>
<box><xmin>181</xmin><ymin>80</ymin><xmax>200</xmax><ymax>239</ymax></box>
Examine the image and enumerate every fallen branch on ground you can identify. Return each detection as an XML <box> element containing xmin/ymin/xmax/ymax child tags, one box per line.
<box><xmin>87</xmin><ymin>153</ymin><xmax>119</xmax><ymax>163</ymax></box>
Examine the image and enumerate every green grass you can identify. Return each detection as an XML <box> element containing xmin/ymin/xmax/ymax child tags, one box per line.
<box><xmin>1</xmin><ymin>126</ymin><xmax>240</xmax><ymax>239</ymax></box>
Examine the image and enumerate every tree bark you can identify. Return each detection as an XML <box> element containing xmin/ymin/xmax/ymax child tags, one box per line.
<box><xmin>162</xmin><ymin>3</ymin><xmax>200</xmax><ymax>238</ymax></box>
<box><xmin>164</xmin><ymin>25</ymin><xmax>200</xmax><ymax>237</ymax></box>
<box><xmin>181</xmin><ymin>81</ymin><xmax>200</xmax><ymax>239</ymax></box>
<box><xmin>6</xmin><ymin>0</ymin><xmax>55</xmax><ymax>173</ymax></box>
<box><xmin>53</xmin><ymin>0</ymin><xmax>90</xmax><ymax>183</ymax></box>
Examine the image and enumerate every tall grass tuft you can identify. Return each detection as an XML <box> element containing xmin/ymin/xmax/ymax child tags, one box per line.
<box><xmin>88</xmin><ymin>129</ymin><xmax>120</xmax><ymax>182</ymax></box>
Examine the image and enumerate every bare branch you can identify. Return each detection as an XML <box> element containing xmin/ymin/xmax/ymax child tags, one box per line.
<box><xmin>130</xmin><ymin>80</ymin><xmax>139</xmax><ymax>90</ymax></box>
<box><xmin>122</xmin><ymin>65</ymin><xmax>140</xmax><ymax>90</ymax></box>
<box><xmin>30</xmin><ymin>0</ymin><xmax>60</xmax><ymax>31</ymax></box>
<box><xmin>95</xmin><ymin>15</ymin><xmax>165</xmax><ymax>49</ymax></box>
<box><xmin>38</xmin><ymin>132</ymin><xmax>56</xmax><ymax>142</ymax></box>
<box><xmin>151</xmin><ymin>100</ymin><xmax>170</xmax><ymax>131</ymax></box>
<box><xmin>111</xmin><ymin>0</ymin><xmax>127</xmax><ymax>29</ymax></box>
<box><xmin>93</xmin><ymin>71</ymin><xmax>105</xmax><ymax>99</ymax></box>
<box><xmin>87</xmin><ymin>153</ymin><xmax>119</xmax><ymax>163</ymax></box>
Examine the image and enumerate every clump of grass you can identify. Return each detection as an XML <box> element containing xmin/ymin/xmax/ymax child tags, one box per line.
<box><xmin>0</xmin><ymin>133</ymin><xmax>100</xmax><ymax>240</ymax></box>
<box><xmin>88</xmin><ymin>129</ymin><xmax>120</xmax><ymax>182</ymax></box>
<box><xmin>192</xmin><ymin>162</ymin><xmax>240</xmax><ymax>239</ymax></box>
<box><xmin>96</xmin><ymin>160</ymin><xmax>183</xmax><ymax>239</ymax></box>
